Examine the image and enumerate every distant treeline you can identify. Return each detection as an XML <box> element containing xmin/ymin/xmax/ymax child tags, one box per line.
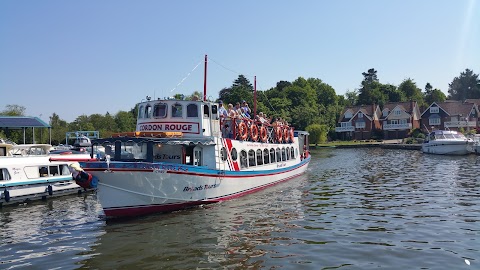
<box><xmin>1</xmin><ymin>68</ymin><xmax>479</xmax><ymax>145</ymax></box>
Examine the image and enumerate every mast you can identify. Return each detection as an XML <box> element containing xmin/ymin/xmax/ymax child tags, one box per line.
<box><xmin>203</xmin><ymin>54</ymin><xmax>207</xmax><ymax>101</ymax></box>
<box><xmin>254</xmin><ymin>76</ymin><xmax>257</xmax><ymax>118</ymax></box>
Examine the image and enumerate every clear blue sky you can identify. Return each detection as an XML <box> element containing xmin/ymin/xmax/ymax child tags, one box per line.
<box><xmin>1</xmin><ymin>0</ymin><xmax>479</xmax><ymax>122</ymax></box>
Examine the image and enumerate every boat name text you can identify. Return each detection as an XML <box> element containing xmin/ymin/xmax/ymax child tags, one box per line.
<box><xmin>183</xmin><ymin>183</ymin><xmax>219</xmax><ymax>192</ymax></box>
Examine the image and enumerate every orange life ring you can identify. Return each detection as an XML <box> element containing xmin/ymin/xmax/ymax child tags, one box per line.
<box><xmin>289</xmin><ymin>128</ymin><xmax>295</xmax><ymax>142</ymax></box>
<box><xmin>260</xmin><ymin>126</ymin><xmax>268</xmax><ymax>142</ymax></box>
<box><xmin>276</xmin><ymin>127</ymin><xmax>283</xmax><ymax>143</ymax></box>
<box><xmin>250</xmin><ymin>124</ymin><xmax>259</xmax><ymax>141</ymax></box>
<box><xmin>238</xmin><ymin>122</ymin><xmax>248</xmax><ymax>140</ymax></box>
<box><xmin>283</xmin><ymin>128</ymin><xmax>290</xmax><ymax>143</ymax></box>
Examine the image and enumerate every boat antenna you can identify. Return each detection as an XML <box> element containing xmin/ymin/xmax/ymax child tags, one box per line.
<box><xmin>203</xmin><ymin>54</ymin><xmax>207</xmax><ymax>101</ymax></box>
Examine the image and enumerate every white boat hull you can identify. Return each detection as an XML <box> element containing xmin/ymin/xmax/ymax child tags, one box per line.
<box><xmin>87</xmin><ymin>157</ymin><xmax>309</xmax><ymax>217</ymax></box>
<box><xmin>422</xmin><ymin>141</ymin><xmax>471</xmax><ymax>155</ymax></box>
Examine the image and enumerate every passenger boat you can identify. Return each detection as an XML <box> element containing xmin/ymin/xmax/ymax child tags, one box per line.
<box><xmin>79</xmin><ymin>57</ymin><xmax>310</xmax><ymax>218</ymax></box>
<box><xmin>422</xmin><ymin>130</ymin><xmax>473</xmax><ymax>155</ymax></box>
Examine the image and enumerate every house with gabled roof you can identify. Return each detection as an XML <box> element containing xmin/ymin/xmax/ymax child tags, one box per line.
<box><xmin>380</xmin><ymin>101</ymin><xmax>421</xmax><ymax>139</ymax></box>
<box><xmin>420</xmin><ymin>101</ymin><xmax>479</xmax><ymax>132</ymax></box>
<box><xmin>335</xmin><ymin>104</ymin><xmax>381</xmax><ymax>140</ymax></box>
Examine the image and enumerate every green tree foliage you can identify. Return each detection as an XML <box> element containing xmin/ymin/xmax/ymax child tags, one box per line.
<box><xmin>219</xmin><ymin>75</ymin><xmax>254</xmax><ymax>106</ymax></box>
<box><xmin>357</xmin><ymin>68</ymin><xmax>386</xmax><ymax>105</ymax></box>
<box><xmin>398</xmin><ymin>78</ymin><xmax>424</xmax><ymax>105</ymax></box>
<box><xmin>49</xmin><ymin>113</ymin><xmax>69</xmax><ymax>145</ymax></box>
<box><xmin>0</xmin><ymin>104</ymin><xmax>26</xmax><ymax>116</ymax></box>
<box><xmin>424</xmin><ymin>82</ymin><xmax>446</xmax><ymax>104</ymax></box>
<box><xmin>306</xmin><ymin>124</ymin><xmax>328</xmax><ymax>144</ymax></box>
<box><xmin>448</xmin><ymin>69</ymin><xmax>480</xmax><ymax>100</ymax></box>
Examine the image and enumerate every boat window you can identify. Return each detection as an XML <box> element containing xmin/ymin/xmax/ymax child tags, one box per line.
<box><xmin>248</xmin><ymin>150</ymin><xmax>256</xmax><ymax>167</ymax></box>
<box><xmin>263</xmin><ymin>149</ymin><xmax>269</xmax><ymax>164</ymax></box>
<box><xmin>172</xmin><ymin>103</ymin><xmax>183</xmax><ymax>118</ymax></box>
<box><xmin>276</xmin><ymin>148</ymin><xmax>281</xmax><ymax>162</ymax></box>
<box><xmin>231</xmin><ymin>148</ymin><xmax>238</xmax><ymax>161</ymax></box>
<box><xmin>39</xmin><ymin>166</ymin><xmax>49</xmax><ymax>177</ymax></box>
<box><xmin>240</xmin><ymin>150</ymin><xmax>248</xmax><ymax>169</ymax></box>
<box><xmin>49</xmin><ymin>165</ymin><xmax>59</xmax><ymax>176</ymax></box>
<box><xmin>220</xmin><ymin>147</ymin><xmax>227</xmax><ymax>161</ymax></box>
<box><xmin>153</xmin><ymin>103</ymin><xmax>167</xmax><ymax>118</ymax></box>
<box><xmin>291</xmin><ymin>147</ymin><xmax>295</xmax><ymax>159</ymax></box>
<box><xmin>122</xmin><ymin>141</ymin><xmax>147</xmax><ymax>160</ymax></box>
<box><xmin>145</xmin><ymin>104</ymin><xmax>153</xmax><ymax>118</ymax></box>
<box><xmin>281</xmin><ymin>147</ymin><xmax>286</xmax><ymax>161</ymax></box>
<box><xmin>286</xmin><ymin>147</ymin><xmax>290</xmax><ymax>160</ymax></box>
<box><xmin>211</xmin><ymin>105</ymin><xmax>218</xmax><ymax>115</ymax></box>
<box><xmin>203</xmin><ymin>105</ymin><xmax>210</xmax><ymax>118</ymax></box>
<box><xmin>270</xmin><ymin>148</ymin><xmax>275</xmax><ymax>163</ymax></box>
<box><xmin>138</xmin><ymin>105</ymin><xmax>145</xmax><ymax>119</ymax></box>
<box><xmin>0</xmin><ymin>168</ymin><xmax>11</xmax><ymax>181</ymax></box>
<box><xmin>194</xmin><ymin>148</ymin><xmax>202</xmax><ymax>166</ymax></box>
<box><xmin>187</xmin><ymin>104</ymin><xmax>198</xmax><ymax>117</ymax></box>
<box><xmin>256</xmin><ymin>149</ymin><xmax>263</xmax><ymax>165</ymax></box>
<box><xmin>0</xmin><ymin>147</ymin><xmax>6</xmax><ymax>157</ymax></box>
<box><xmin>60</xmin><ymin>164</ymin><xmax>70</xmax><ymax>175</ymax></box>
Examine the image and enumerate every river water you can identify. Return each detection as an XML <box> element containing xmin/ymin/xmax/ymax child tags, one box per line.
<box><xmin>1</xmin><ymin>148</ymin><xmax>479</xmax><ymax>269</ymax></box>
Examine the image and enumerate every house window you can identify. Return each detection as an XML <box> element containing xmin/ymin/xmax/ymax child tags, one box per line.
<box><xmin>429</xmin><ymin>116</ymin><xmax>441</xmax><ymax>125</ymax></box>
<box><xmin>358</xmin><ymin>112</ymin><xmax>363</xmax><ymax>118</ymax></box>
<box><xmin>390</xmin><ymin>120</ymin><xmax>399</xmax><ymax>125</ymax></box>
<box><xmin>400</xmin><ymin>119</ymin><xmax>407</xmax><ymax>124</ymax></box>
<box><xmin>394</xmin><ymin>109</ymin><xmax>401</xmax><ymax>115</ymax></box>
<box><xmin>382</xmin><ymin>109</ymin><xmax>389</xmax><ymax>117</ymax></box>
<box><xmin>355</xmin><ymin>121</ymin><xmax>366</xmax><ymax>128</ymax></box>
<box><xmin>430</xmin><ymin>107</ymin><xmax>439</xmax><ymax>113</ymax></box>
<box><xmin>345</xmin><ymin>111</ymin><xmax>352</xmax><ymax>119</ymax></box>
<box><xmin>341</xmin><ymin>122</ymin><xmax>351</xmax><ymax>127</ymax></box>
<box><xmin>472</xmin><ymin>109</ymin><xmax>476</xmax><ymax>116</ymax></box>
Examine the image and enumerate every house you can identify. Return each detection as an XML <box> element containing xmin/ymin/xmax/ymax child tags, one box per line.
<box><xmin>420</xmin><ymin>101</ymin><xmax>479</xmax><ymax>132</ymax></box>
<box><xmin>380</xmin><ymin>101</ymin><xmax>421</xmax><ymax>139</ymax></box>
<box><xmin>335</xmin><ymin>104</ymin><xmax>381</xmax><ymax>140</ymax></box>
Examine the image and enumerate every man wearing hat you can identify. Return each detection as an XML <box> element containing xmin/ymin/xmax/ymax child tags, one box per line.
<box><xmin>218</xmin><ymin>100</ymin><xmax>227</xmax><ymax>118</ymax></box>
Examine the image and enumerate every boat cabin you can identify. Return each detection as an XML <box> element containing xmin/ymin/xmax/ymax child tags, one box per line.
<box><xmin>136</xmin><ymin>99</ymin><xmax>220</xmax><ymax>138</ymax></box>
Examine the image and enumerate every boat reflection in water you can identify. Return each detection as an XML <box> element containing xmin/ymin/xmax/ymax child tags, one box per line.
<box><xmin>79</xmin><ymin>175</ymin><xmax>307</xmax><ymax>269</ymax></box>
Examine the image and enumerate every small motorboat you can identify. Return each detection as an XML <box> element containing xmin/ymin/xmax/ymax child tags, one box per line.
<box><xmin>422</xmin><ymin>130</ymin><xmax>473</xmax><ymax>155</ymax></box>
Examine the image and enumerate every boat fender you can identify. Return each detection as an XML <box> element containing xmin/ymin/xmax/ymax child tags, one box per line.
<box><xmin>47</xmin><ymin>185</ymin><xmax>53</xmax><ymax>196</ymax></box>
<box><xmin>75</xmin><ymin>171</ymin><xmax>98</xmax><ymax>189</ymax></box>
<box><xmin>4</xmin><ymin>189</ymin><xmax>10</xmax><ymax>203</ymax></box>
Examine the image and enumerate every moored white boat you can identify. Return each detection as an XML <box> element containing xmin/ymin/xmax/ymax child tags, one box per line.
<box><xmin>0</xmin><ymin>156</ymin><xmax>90</xmax><ymax>205</ymax></box>
<box><xmin>422</xmin><ymin>130</ymin><xmax>473</xmax><ymax>155</ymax></box>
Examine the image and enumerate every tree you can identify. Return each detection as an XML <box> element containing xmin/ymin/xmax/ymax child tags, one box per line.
<box><xmin>357</xmin><ymin>68</ymin><xmax>385</xmax><ymax>105</ymax></box>
<box><xmin>49</xmin><ymin>113</ymin><xmax>69</xmax><ymax>145</ymax></box>
<box><xmin>1</xmin><ymin>104</ymin><xmax>26</xmax><ymax>116</ymax></box>
<box><xmin>306</xmin><ymin>124</ymin><xmax>328</xmax><ymax>145</ymax></box>
<box><xmin>448</xmin><ymin>69</ymin><xmax>480</xmax><ymax>100</ymax></box>
<box><xmin>424</xmin><ymin>83</ymin><xmax>446</xmax><ymax>104</ymax></box>
<box><xmin>398</xmin><ymin>78</ymin><xmax>424</xmax><ymax>105</ymax></box>
<box><xmin>344</xmin><ymin>90</ymin><xmax>358</xmax><ymax>106</ymax></box>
